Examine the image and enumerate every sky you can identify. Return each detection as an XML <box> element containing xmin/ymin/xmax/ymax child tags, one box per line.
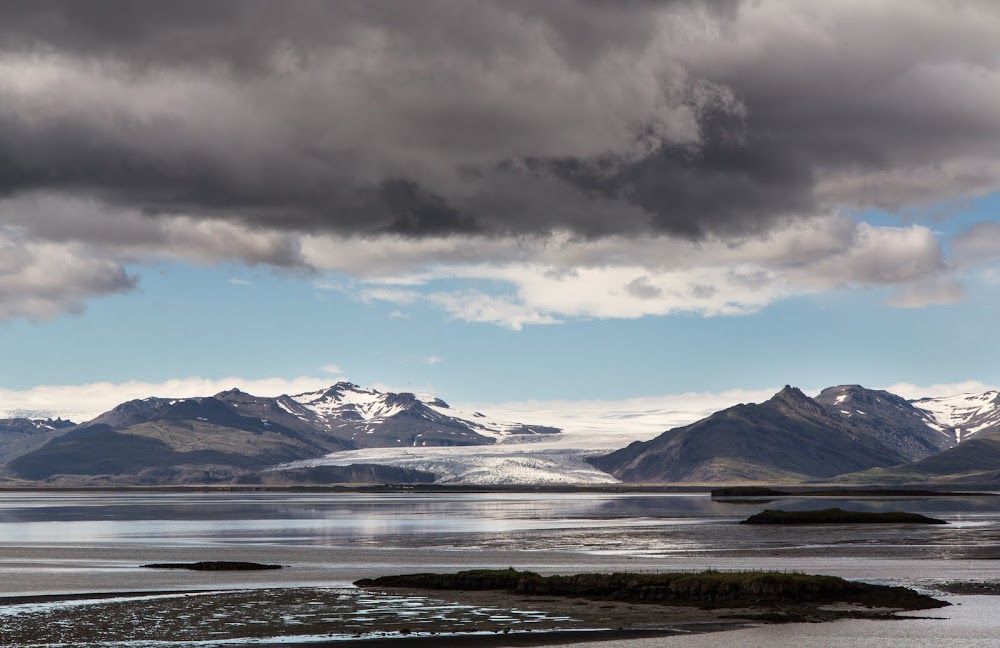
<box><xmin>1</xmin><ymin>0</ymin><xmax>999</xmax><ymax>421</ymax></box>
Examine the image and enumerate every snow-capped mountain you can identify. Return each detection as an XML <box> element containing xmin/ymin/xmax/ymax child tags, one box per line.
<box><xmin>0</xmin><ymin>382</ymin><xmax>562</xmax><ymax>484</ymax></box>
<box><xmin>224</xmin><ymin>382</ymin><xmax>561</xmax><ymax>449</ymax></box>
<box><xmin>911</xmin><ymin>391</ymin><xmax>1000</xmax><ymax>441</ymax></box>
<box><xmin>5</xmin><ymin>381</ymin><xmax>999</xmax><ymax>486</ymax></box>
<box><xmin>814</xmin><ymin>385</ymin><xmax>954</xmax><ymax>457</ymax></box>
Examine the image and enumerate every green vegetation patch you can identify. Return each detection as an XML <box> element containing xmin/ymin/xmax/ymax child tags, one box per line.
<box><xmin>355</xmin><ymin>568</ymin><xmax>946</xmax><ymax>611</ymax></box>
<box><xmin>741</xmin><ymin>508</ymin><xmax>947</xmax><ymax>525</ymax></box>
<box><xmin>141</xmin><ymin>561</ymin><xmax>282</xmax><ymax>571</ymax></box>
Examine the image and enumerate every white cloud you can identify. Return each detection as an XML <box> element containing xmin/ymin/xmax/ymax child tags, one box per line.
<box><xmin>880</xmin><ymin>380</ymin><xmax>998</xmax><ymax>400</ymax></box>
<box><xmin>885</xmin><ymin>278</ymin><xmax>967</xmax><ymax>308</ymax></box>
<box><xmin>422</xmin><ymin>356</ymin><xmax>443</xmax><ymax>365</ymax></box>
<box><xmin>427</xmin><ymin>292</ymin><xmax>562</xmax><ymax>330</ymax></box>
<box><xmin>0</xmin><ymin>227</ymin><xmax>136</xmax><ymax>319</ymax></box>
<box><xmin>952</xmin><ymin>221</ymin><xmax>1000</xmax><ymax>267</ymax></box>
<box><xmin>319</xmin><ymin>364</ymin><xmax>345</xmax><ymax>375</ymax></box>
<box><xmin>0</xmin><ymin>193</ymin><xmax>966</xmax><ymax>327</ymax></box>
<box><xmin>0</xmin><ymin>375</ymin><xmax>339</xmax><ymax>423</ymax></box>
<box><xmin>308</xmin><ymin>213</ymin><xmax>958</xmax><ymax>328</ymax></box>
<box><xmin>228</xmin><ymin>278</ymin><xmax>252</xmax><ymax>285</ymax></box>
<box><xmin>0</xmin><ymin>375</ymin><xmax>783</xmax><ymax>442</ymax></box>
<box><xmin>4</xmin><ymin>374</ymin><xmax>994</xmax><ymax>441</ymax></box>
<box><xmin>460</xmin><ymin>387</ymin><xmax>787</xmax><ymax>443</ymax></box>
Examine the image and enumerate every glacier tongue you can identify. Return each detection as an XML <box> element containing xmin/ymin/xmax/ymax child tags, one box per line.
<box><xmin>275</xmin><ymin>439</ymin><xmax>618</xmax><ymax>485</ymax></box>
<box><xmin>271</xmin><ymin>395</ymin><xmax>726</xmax><ymax>485</ymax></box>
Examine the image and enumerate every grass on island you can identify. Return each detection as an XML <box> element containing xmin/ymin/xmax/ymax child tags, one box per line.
<box><xmin>740</xmin><ymin>508</ymin><xmax>947</xmax><ymax>525</ymax></box>
<box><xmin>356</xmin><ymin>568</ymin><xmax>946</xmax><ymax>611</ymax></box>
<box><xmin>141</xmin><ymin>561</ymin><xmax>282</xmax><ymax>571</ymax></box>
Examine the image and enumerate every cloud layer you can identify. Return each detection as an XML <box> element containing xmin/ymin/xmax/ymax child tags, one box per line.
<box><xmin>2</xmin><ymin>372</ymin><xmax>993</xmax><ymax>434</ymax></box>
<box><xmin>2</xmin><ymin>1</ymin><xmax>1000</xmax><ymax>321</ymax></box>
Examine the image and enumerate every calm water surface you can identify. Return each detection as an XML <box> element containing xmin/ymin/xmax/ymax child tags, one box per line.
<box><xmin>1</xmin><ymin>491</ymin><xmax>999</xmax><ymax>645</ymax></box>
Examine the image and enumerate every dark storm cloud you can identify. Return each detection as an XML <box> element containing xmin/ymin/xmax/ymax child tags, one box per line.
<box><xmin>1</xmin><ymin>0</ymin><xmax>999</xmax><ymax>240</ymax></box>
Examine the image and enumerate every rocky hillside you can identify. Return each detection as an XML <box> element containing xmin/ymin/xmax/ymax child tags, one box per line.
<box><xmin>588</xmin><ymin>385</ymin><xmax>951</xmax><ymax>483</ymax></box>
<box><xmin>0</xmin><ymin>383</ymin><xmax>557</xmax><ymax>485</ymax></box>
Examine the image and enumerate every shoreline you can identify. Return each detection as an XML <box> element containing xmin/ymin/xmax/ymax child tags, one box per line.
<box><xmin>0</xmin><ymin>580</ymin><xmax>949</xmax><ymax>647</ymax></box>
<box><xmin>251</xmin><ymin>626</ymin><xmax>726</xmax><ymax>647</ymax></box>
<box><xmin>0</xmin><ymin>483</ymin><xmax>994</xmax><ymax>495</ymax></box>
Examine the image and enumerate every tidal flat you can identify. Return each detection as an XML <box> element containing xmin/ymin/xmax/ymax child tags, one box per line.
<box><xmin>0</xmin><ymin>490</ymin><xmax>998</xmax><ymax>646</ymax></box>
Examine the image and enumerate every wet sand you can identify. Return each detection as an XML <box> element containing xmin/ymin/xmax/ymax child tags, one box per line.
<box><xmin>257</xmin><ymin>627</ymin><xmax>715</xmax><ymax>647</ymax></box>
<box><xmin>0</xmin><ymin>584</ymin><xmax>934</xmax><ymax>647</ymax></box>
<box><xmin>0</xmin><ymin>586</ymin><xmax>758</xmax><ymax>646</ymax></box>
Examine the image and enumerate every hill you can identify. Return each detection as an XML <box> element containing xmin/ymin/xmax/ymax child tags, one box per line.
<box><xmin>834</xmin><ymin>430</ymin><xmax>1000</xmax><ymax>486</ymax></box>
<box><xmin>588</xmin><ymin>385</ymin><xmax>949</xmax><ymax>483</ymax></box>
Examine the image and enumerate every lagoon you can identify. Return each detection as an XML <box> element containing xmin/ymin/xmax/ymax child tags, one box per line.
<box><xmin>1</xmin><ymin>491</ymin><xmax>998</xmax><ymax>645</ymax></box>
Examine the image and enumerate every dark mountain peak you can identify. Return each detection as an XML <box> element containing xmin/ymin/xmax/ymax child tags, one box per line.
<box><xmin>214</xmin><ymin>387</ymin><xmax>254</xmax><ymax>401</ymax></box>
<box><xmin>384</xmin><ymin>392</ymin><xmax>419</xmax><ymax>408</ymax></box>
<box><xmin>817</xmin><ymin>384</ymin><xmax>911</xmax><ymax>410</ymax></box>
<box><xmin>90</xmin><ymin>397</ymin><xmax>169</xmax><ymax>427</ymax></box>
<box><xmin>320</xmin><ymin>382</ymin><xmax>367</xmax><ymax>399</ymax></box>
<box><xmin>429</xmin><ymin>398</ymin><xmax>450</xmax><ymax>408</ymax></box>
<box><xmin>768</xmin><ymin>385</ymin><xmax>814</xmax><ymax>407</ymax></box>
<box><xmin>0</xmin><ymin>418</ymin><xmax>37</xmax><ymax>433</ymax></box>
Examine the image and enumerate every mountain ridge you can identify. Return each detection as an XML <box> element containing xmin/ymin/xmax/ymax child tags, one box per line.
<box><xmin>1</xmin><ymin>382</ymin><xmax>998</xmax><ymax>486</ymax></box>
<box><xmin>588</xmin><ymin>384</ymin><xmax>957</xmax><ymax>483</ymax></box>
<box><xmin>0</xmin><ymin>382</ymin><xmax>558</xmax><ymax>485</ymax></box>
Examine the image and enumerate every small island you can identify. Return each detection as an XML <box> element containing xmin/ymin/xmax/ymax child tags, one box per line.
<box><xmin>740</xmin><ymin>508</ymin><xmax>947</xmax><ymax>525</ymax></box>
<box><xmin>356</xmin><ymin>568</ymin><xmax>947</xmax><ymax>626</ymax></box>
<box><xmin>141</xmin><ymin>561</ymin><xmax>282</xmax><ymax>571</ymax></box>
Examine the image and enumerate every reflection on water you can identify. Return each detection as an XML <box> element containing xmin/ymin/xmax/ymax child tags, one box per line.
<box><xmin>1</xmin><ymin>491</ymin><xmax>1000</xmax><ymax>596</ymax></box>
<box><xmin>2</xmin><ymin>492</ymin><xmax>998</xmax><ymax>548</ymax></box>
<box><xmin>2</xmin><ymin>492</ymin><xmax>1000</xmax><ymax>644</ymax></box>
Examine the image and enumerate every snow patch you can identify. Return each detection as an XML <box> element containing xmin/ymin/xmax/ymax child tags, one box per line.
<box><xmin>912</xmin><ymin>390</ymin><xmax>1000</xmax><ymax>442</ymax></box>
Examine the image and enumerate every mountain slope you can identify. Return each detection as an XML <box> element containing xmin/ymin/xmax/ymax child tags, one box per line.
<box><xmin>910</xmin><ymin>391</ymin><xmax>1000</xmax><ymax>441</ymax></box>
<box><xmin>0</xmin><ymin>383</ymin><xmax>558</xmax><ymax>484</ymax></box>
<box><xmin>4</xmin><ymin>398</ymin><xmax>341</xmax><ymax>483</ymax></box>
<box><xmin>0</xmin><ymin>417</ymin><xmax>77</xmax><ymax>463</ymax></box>
<box><xmin>834</xmin><ymin>430</ymin><xmax>1000</xmax><ymax>485</ymax></box>
<box><xmin>588</xmin><ymin>386</ymin><xmax>945</xmax><ymax>483</ymax></box>
<box><xmin>814</xmin><ymin>385</ymin><xmax>954</xmax><ymax>459</ymax></box>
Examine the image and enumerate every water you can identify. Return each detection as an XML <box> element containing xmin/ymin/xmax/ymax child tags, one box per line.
<box><xmin>1</xmin><ymin>491</ymin><xmax>999</xmax><ymax>644</ymax></box>
<box><xmin>555</xmin><ymin>596</ymin><xmax>1000</xmax><ymax>648</ymax></box>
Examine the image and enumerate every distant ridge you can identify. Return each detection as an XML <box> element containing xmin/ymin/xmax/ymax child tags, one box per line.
<box><xmin>2</xmin><ymin>381</ymin><xmax>999</xmax><ymax>486</ymax></box>
<box><xmin>589</xmin><ymin>385</ymin><xmax>955</xmax><ymax>483</ymax></box>
<box><xmin>0</xmin><ymin>382</ymin><xmax>557</xmax><ymax>485</ymax></box>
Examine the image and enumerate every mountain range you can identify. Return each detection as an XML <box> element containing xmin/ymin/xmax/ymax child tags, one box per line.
<box><xmin>588</xmin><ymin>385</ymin><xmax>961</xmax><ymax>483</ymax></box>
<box><xmin>0</xmin><ymin>382</ymin><xmax>558</xmax><ymax>485</ymax></box>
<box><xmin>1</xmin><ymin>381</ymin><xmax>998</xmax><ymax>486</ymax></box>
